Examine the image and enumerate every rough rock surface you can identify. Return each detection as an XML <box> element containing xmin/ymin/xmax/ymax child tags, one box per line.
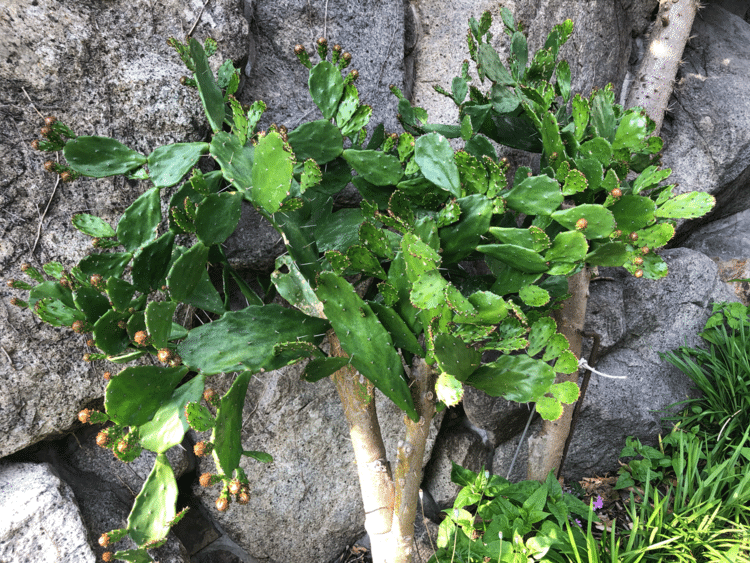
<box><xmin>661</xmin><ymin>4</ymin><xmax>750</xmax><ymax>238</ymax></box>
<box><xmin>0</xmin><ymin>460</ymin><xmax>96</xmax><ymax>562</ymax></box>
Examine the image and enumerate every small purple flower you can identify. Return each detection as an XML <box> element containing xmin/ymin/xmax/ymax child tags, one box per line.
<box><xmin>574</xmin><ymin>518</ymin><xmax>582</xmax><ymax>528</ymax></box>
<box><xmin>593</xmin><ymin>495</ymin><xmax>603</xmax><ymax>510</ymax></box>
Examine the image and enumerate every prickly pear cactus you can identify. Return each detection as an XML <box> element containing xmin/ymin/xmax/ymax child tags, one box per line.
<box><xmin>9</xmin><ymin>12</ymin><xmax>715</xmax><ymax>562</ymax></box>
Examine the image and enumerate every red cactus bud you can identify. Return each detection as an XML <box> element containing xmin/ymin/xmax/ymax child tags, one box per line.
<box><xmin>157</xmin><ymin>348</ymin><xmax>173</xmax><ymax>363</ymax></box>
<box><xmin>634</xmin><ymin>269</ymin><xmax>644</xmax><ymax>278</ymax></box>
<box><xmin>333</xmin><ymin>44</ymin><xmax>342</xmax><ymax>53</ymax></box>
<box><xmin>228</xmin><ymin>479</ymin><xmax>241</xmax><ymax>495</ymax></box>
<box><xmin>350</xmin><ymin>69</ymin><xmax>359</xmax><ymax>81</ymax></box>
<box><xmin>78</xmin><ymin>409</ymin><xmax>92</xmax><ymax>424</ymax></box>
<box><xmin>610</xmin><ymin>188</ymin><xmax>622</xmax><ymax>198</ymax></box>
<box><xmin>641</xmin><ymin>246</ymin><xmax>650</xmax><ymax>254</ymax></box>
<box><xmin>216</xmin><ymin>496</ymin><xmax>230</xmax><ymax>512</ymax></box>
<box><xmin>575</xmin><ymin>218</ymin><xmax>588</xmax><ymax>230</ymax></box>
<box><xmin>317</xmin><ymin>37</ymin><xmax>328</xmax><ymax>47</ymax></box>
<box><xmin>199</xmin><ymin>473</ymin><xmax>213</xmax><ymax>487</ymax></box>
<box><xmin>294</xmin><ymin>44</ymin><xmax>305</xmax><ymax>55</ymax></box>
<box><xmin>72</xmin><ymin>320</ymin><xmax>87</xmax><ymax>334</ymax></box>
<box><xmin>134</xmin><ymin>331</ymin><xmax>149</xmax><ymax>346</ymax></box>
<box><xmin>629</xmin><ymin>232</ymin><xmax>639</xmax><ymax>241</ymax></box>
<box><xmin>237</xmin><ymin>490</ymin><xmax>250</xmax><ymax>505</ymax></box>
<box><xmin>96</xmin><ymin>431</ymin><xmax>110</xmax><ymax>447</ymax></box>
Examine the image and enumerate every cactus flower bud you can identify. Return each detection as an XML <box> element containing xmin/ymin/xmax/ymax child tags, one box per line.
<box><xmin>157</xmin><ymin>348</ymin><xmax>173</xmax><ymax>363</ymax></box>
<box><xmin>228</xmin><ymin>479</ymin><xmax>241</xmax><ymax>495</ymax></box>
<box><xmin>78</xmin><ymin>409</ymin><xmax>94</xmax><ymax>424</ymax></box>
<box><xmin>117</xmin><ymin>439</ymin><xmax>129</xmax><ymax>453</ymax></box>
<box><xmin>316</xmin><ymin>37</ymin><xmax>328</xmax><ymax>60</ymax></box>
<box><xmin>102</xmin><ymin>552</ymin><xmax>113</xmax><ymax>562</ymax></box>
<box><xmin>629</xmin><ymin>232</ymin><xmax>639</xmax><ymax>241</ymax></box>
<box><xmin>90</xmin><ymin>274</ymin><xmax>105</xmax><ymax>289</ymax></box>
<box><xmin>44</xmin><ymin>116</ymin><xmax>57</xmax><ymax>127</ymax></box>
<box><xmin>86</xmin><ymin>339</ymin><xmax>95</xmax><ymax>347</ymax></box>
<box><xmin>83</xmin><ymin>353</ymin><xmax>93</xmax><ymax>362</ymax></box>
<box><xmin>44</xmin><ymin>160</ymin><xmax>56</xmax><ymax>172</ymax></box>
<box><xmin>199</xmin><ymin>473</ymin><xmax>213</xmax><ymax>487</ymax></box>
<box><xmin>72</xmin><ymin>320</ymin><xmax>87</xmax><ymax>334</ymax></box>
<box><xmin>134</xmin><ymin>331</ymin><xmax>149</xmax><ymax>346</ymax></box>
<box><xmin>612</xmin><ymin>230</ymin><xmax>622</xmax><ymax>238</ymax></box>
<box><xmin>98</xmin><ymin>533</ymin><xmax>111</xmax><ymax>547</ymax></box>
<box><xmin>237</xmin><ymin>490</ymin><xmax>250</xmax><ymax>505</ymax></box>
<box><xmin>293</xmin><ymin>44</ymin><xmax>312</xmax><ymax>68</ymax></box>
<box><xmin>40</xmin><ymin>126</ymin><xmax>52</xmax><ymax>138</ymax></box>
<box><xmin>641</xmin><ymin>246</ymin><xmax>649</xmax><ymax>254</ymax></box>
<box><xmin>168</xmin><ymin>354</ymin><xmax>182</xmax><ymax>367</ymax></box>
<box><xmin>96</xmin><ymin>431</ymin><xmax>110</xmax><ymax>447</ymax></box>
<box><xmin>60</xmin><ymin>171</ymin><xmax>74</xmax><ymax>183</ymax></box>
<box><xmin>194</xmin><ymin>441</ymin><xmax>212</xmax><ymax>457</ymax></box>
<box><xmin>610</xmin><ymin>188</ymin><xmax>622</xmax><ymax>198</ymax></box>
<box><xmin>575</xmin><ymin>218</ymin><xmax>588</xmax><ymax>230</ymax></box>
<box><xmin>31</xmin><ymin>139</ymin><xmax>40</xmax><ymax>150</ymax></box>
<box><xmin>634</xmin><ymin>269</ymin><xmax>644</xmax><ymax>278</ymax></box>
<box><xmin>10</xmin><ymin>297</ymin><xmax>28</xmax><ymax>308</ymax></box>
<box><xmin>339</xmin><ymin>52</ymin><xmax>352</xmax><ymax>70</ymax></box>
<box><xmin>203</xmin><ymin>388</ymin><xmax>217</xmax><ymax>403</ymax></box>
<box><xmin>103</xmin><ymin>371</ymin><xmax>111</xmax><ymax>381</ymax></box>
<box><xmin>633</xmin><ymin>256</ymin><xmax>644</xmax><ymax>266</ymax></box>
<box><xmin>216</xmin><ymin>496</ymin><xmax>230</xmax><ymax>512</ymax></box>
<box><xmin>117</xmin><ymin>320</ymin><xmax>127</xmax><ymax>330</ymax></box>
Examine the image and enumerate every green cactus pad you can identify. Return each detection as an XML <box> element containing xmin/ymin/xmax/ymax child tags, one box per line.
<box><xmin>488</xmin><ymin>227</ymin><xmax>551</xmax><ymax>252</ymax></box>
<box><xmin>414</xmin><ymin>133</ymin><xmax>461</xmax><ymax>197</ymax></box>
<box><xmin>78</xmin><ymin>252</ymin><xmax>133</xmax><ymax>281</ymax></box>
<box><xmin>554</xmin><ymin>350</ymin><xmax>579</xmax><ymax>374</ymax></box>
<box><xmin>243</xmin><ymin>450</ymin><xmax>273</xmax><ymax>463</ymax></box>
<box><xmin>178</xmin><ymin>305</ymin><xmax>329</xmax><ymax>375</ymax></box>
<box><xmin>435</xmin><ymin>371</ymin><xmax>464</xmax><ymax>407</ymax></box>
<box><xmin>147</xmin><ymin>142</ymin><xmax>209</xmax><ymax>188</ymax></box>
<box><xmin>194</xmin><ymin>192</ymin><xmax>243</xmax><ymax>246</ymax></box>
<box><xmin>309</xmin><ymin>61</ymin><xmax>344</xmax><ymax>120</ymax></box>
<box><xmin>656</xmin><ymin>192</ymin><xmax>715</xmax><ymax>219</ymax></box>
<box><xmin>33</xmin><ymin>298</ymin><xmax>85</xmax><ymax>327</ymax></box>
<box><xmin>579</xmin><ymin>138</ymin><xmax>612</xmax><ymax>168</ymax></box>
<box><xmin>28</xmin><ymin>280</ymin><xmax>72</xmax><ymax>308</ymax></box>
<box><xmin>466</xmin><ymin>354</ymin><xmax>555</xmax><ymax>403</ymax></box>
<box><xmin>314</xmin><ymin>208</ymin><xmax>364</xmax><ymax>253</ymax></box>
<box><xmin>368</xmin><ymin>302</ymin><xmax>423</xmax><ymax>356</ymax></box>
<box><xmin>126</xmin><ymin>311</ymin><xmax>147</xmax><ymax>342</ymax></box>
<box><xmin>117</xmin><ymin>188</ymin><xmax>161</xmax><ymax>252</ymax></box>
<box><xmin>504</xmin><ymin>175</ymin><xmax>563</xmax><ymax>216</ymax></box>
<box><xmin>104</xmin><ymin>277</ymin><xmax>135</xmax><ymax>312</ymax></box>
<box><xmin>167</xmin><ymin>242</ymin><xmax>209</xmax><ymax>302</ymax></box>
<box><xmin>272</xmin><ymin>255</ymin><xmax>326</xmax><ymax>318</ymax></box>
<box><xmin>340</xmin><ymin>104</ymin><xmax>373</xmax><ymax>138</ymax></box>
<box><xmin>590</xmin><ymin>86</ymin><xmax>616</xmax><ymax>142</ymax></box>
<box><xmin>573</xmin><ymin>158</ymin><xmax>603</xmax><ymax>192</ymax></box>
<box><xmin>519</xmin><ymin>284</ymin><xmax>550</xmax><ymax>307</ymax></box>
<box><xmin>633</xmin><ymin>223</ymin><xmax>675</xmax><ymax>249</ymax></box>
<box><xmin>73</xmin><ymin>286</ymin><xmax>111</xmax><ymax>323</ymax></box>
<box><xmin>342</xmin><ymin>149</ymin><xmax>403</xmax><ymax>187</ymax></box>
<box><xmin>542</xmin><ymin>333</ymin><xmax>570</xmax><ymax>362</ymax></box>
<box><xmin>551</xmin><ymin>380</ymin><xmax>579</xmax><ymax>404</ymax></box>
<box><xmin>63</xmin><ymin>136</ymin><xmax>146</xmax><ymax>178</ymax></box>
<box><xmin>131</xmin><ymin>231</ymin><xmax>175</xmax><ymax>293</ymax></box>
<box><xmin>127</xmin><ymin>453</ymin><xmax>178</xmax><ymax>546</ymax></box>
<box><xmin>300</xmin><ymin>159</ymin><xmax>323</xmax><ymax>193</ymax></box>
<box><xmin>211</xmin><ymin>370</ymin><xmax>252</xmax><ymax>477</ymax></box>
<box><xmin>632</xmin><ymin>165</ymin><xmax>672</xmax><ymax>194</ymax></box>
<box><xmin>140</xmin><ymin>375</ymin><xmax>205</xmax><ymax>452</ymax></box>
<box><xmin>359</xmin><ymin>222</ymin><xmax>395</xmax><ymax>259</ymax></box>
<box><xmin>454</xmin><ymin>291</ymin><xmax>508</xmax><ymax>325</ymax></box>
<box><xmin>612</xmin><ymin>110</ymin><xmax>649</xmax><ymax>153</ymax></box>
<box><xmin>477</xmin><ymin>244</ymin><xmax>549</xmax><ymax>274</ymax></box>
<box><xmin>410</xmin><ymin>270</ymin><xmax>448</xmax><ymax>310</ymax></box>
<box><xmin>111</xmin><ymin>548</ymin><xmax>152</xmax><ymax>563</ymax></box>
<box><xmin>562</xmin><ymin>168</ymin><xmax>588</xmax><ymax>196</ymax></box>
<box><xmin>609</xmin><ymin>195</ymin><xmax>656</xmax><ymax>232</ymax></box>
<box><xmin>302</xmin><ymin>357</ymin><xmax>350</xmax><ymax>382</ymax></box>
<box><xmin>585</xmin><ymin>242</ymin><xmax>629</xmax><ymax>267</ymax></box>
<box><xmin>540</xmin><ymin>111</ymin><xmax>566</xmax><ymax>168</ymax></box>
<box><xmin>545</xmin><ymin>231</ymin><xmax>588</xmax><ymax>263</ymax></box>
<box><xmin>444</xmin><ymin>284</ymin><xmax>477</xmax><ymax>317</ymax></box>
<box><xmin>252</xmin><ymin>131</ymin><xmax>294</xmax><ymax>214</ymax></box>
<box><xmin>625</xmin><ymin>252</ymin><xmax>668</xmax><ymax>280</ymax></box>
<box><xmin>72</xmin><ymin>213</ymin><xmax>116</xmax><ymax>238</ymax></box>
<box><xmin>315</xmin><ymin>272</ymin><xmax>418</xmax><ymax>420</ymax></box>
<box><xmin>439</xmin><ymin>195</ymin><xmax>493</xmax><ymax>263</ymax></box>
<box><xmin>184</xmin><ymin>400</ymin><xmax>216</xmax><ymax>432</ymax></box>
<box><xmin>106</xmin><ymin>365</ymin><xmax>188</xmax><ymax>427</ymax></box>
<box><xmin>477</xmin><ymin>42</ymin><xmax>514</xmax><ymax>86</ymax></box>
<box><xmin>535</xmin><ymin>395</ymin><xmax>563</xmax><ymax>421</ymax></box>
<box><xmin>335</xmin><ymin>84</ymin><xmax>359</xmax><ymax>128</ymax></box>
<box><xmin>288</xmin><ymin>120</ymin><xmax>344</xmax><ymax>164</ymax></box>
<box><xmin>210</xmin><ymin>131</ymin><xmax>255</xmax><ymax>192</ymax></box>
<box><xmin>527</xmin><ymin>317</ymin><xmax>557</xmax><ymax>356</ymax></box>
<box><xmin>551</xmin><ymin>204</ymin><xmax>615</xmax><ymax>239</ymax></box>
<box><xmin>346</xmin><ymin>245</ymin><xmax>387</xmax><ymax>279</ymax></box>
<box><xmin>189</xmin><ymin>38</ymin><xmax>225</xmax><ymax>132</ymax></box>
<box><xmin>182</xmin><ymin>268</ymin><xmax>226</xmax><ymax>314</ymax></box>
<box><xmin>93</xmin><ymin>309</ymin><xmax>130</xmax><ymax>355</ymax></box>
<box><xmin>145</xmin><ymin>301</ymin><xmax>177</xmax><ymax>350</ymax></box>
<box><xmin>455</xmin><ymin>151</ymin><xmax>488</xmax><ymax>196</ymax></box>
<box><xmin>325</xmin><ymin>250</ymin><xmax>350</xmax><ymax>275</ymax></box>
<box><xmin>433</xmin><ymin>334</ymin><xmax>481</xmax><ymax>382</ymax></box>
<box><xmin>273</xmin><ymin>341</ymin><xmax>324</xmax><ymax>365</ymax></box>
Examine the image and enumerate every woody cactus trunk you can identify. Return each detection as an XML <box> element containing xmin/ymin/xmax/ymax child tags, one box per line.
<box><xmin>9</xmin><ymin>9</ymin><xmax>715</xmax><ymax>563</ymax></box>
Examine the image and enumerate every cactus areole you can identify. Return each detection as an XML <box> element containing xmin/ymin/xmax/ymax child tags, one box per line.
<box><xmin>11</xmin><ymin>9</ymin><xmax>714</xmax><ymax>563</ymax></box>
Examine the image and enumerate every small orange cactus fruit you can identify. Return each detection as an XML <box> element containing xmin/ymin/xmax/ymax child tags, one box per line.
<box><xmin>72</xmin><ymin>320</ymin><xmax>87</xmax><ymax>334</ymax></box>
<box><xmin>633</xmin><ymin>256</ymin><xmax>644</xmax><ymax>266</ymax></box>
<box><xmin>117</xmin><ymin>439</ymin><xmax>129</xmax><ymax>453</ymax></box>
<box><xmin>216</xmin><ymin>496</ymin><xmax>230</xmax><ymax>512</ymax></box>
<box><xmin>134</xmin><ymin>331</ymin><xmax>149</xmax><ymax>346</ymax></box>
<box><xmin>228</xmin><ymin>479</ymin><xmax>242</xmax><ymax>495</ymax></box>
<box><xmin>237</xmin><ymin>491</ymin><xmax>250</xmax><ymax>505</ymax></box>
<box><xmin>641</xmin><ymin>246</ymin><xmax>650</xmax><ymax>254</ymax></box>
<box><xmin>102</xmin><ymin>552</ymin><xmax>113</xmax><ymax>562</ymax></box>
<box><xmin>634</xmin><ymin>269</ymin><xmax>644</xmax><ymax>278</ymax></box>
<box><xmin>194</xmin><ymin>441</ymin><xmax>212</xmax><ymax>457</ymax></box>
<box><xmin>78</xmin><ymin>409</ymin><xmax>92</xmax><ymax>424</ymax></box>
<box><xmin>103</xmin><ymin>371</ymin><xmax>111</xmax><ymax>381</ymax></box>
<box><xmin>610</xmin><ymin>188</ymin><xmax>622</xmax><ymax>198</ymax></box>
<box><xmin>44</xmin><ymin>116</ymin><xmax>57</xmax><ymax>127</ymax></box>
<box><xmin>575</xmin><ymin>218</ymin><xmax>588</xmax><ymax>230</ymax></box>
<box><xmin>98</xmin><ymin>533</ymin><xmax>110</xmax><ymax>547</ymax></box>
<box><xmin>203</xmin><ymin>388</ymin><xmax>217</xmax><ymax>403</ymax></box>
<box><xmin>96</xmin><ymin>431</ymin><xmax>110</xmax><ymax>447</ymax></box>
<box><xmin>629</xmin><ymin>232</ymin><xmax>639</xmax><ymax>241</ymax></box>
<box><xmin>199</xmin><ymin>473</ymin><xmax>213</xmax><ymax>488</ymax></box>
